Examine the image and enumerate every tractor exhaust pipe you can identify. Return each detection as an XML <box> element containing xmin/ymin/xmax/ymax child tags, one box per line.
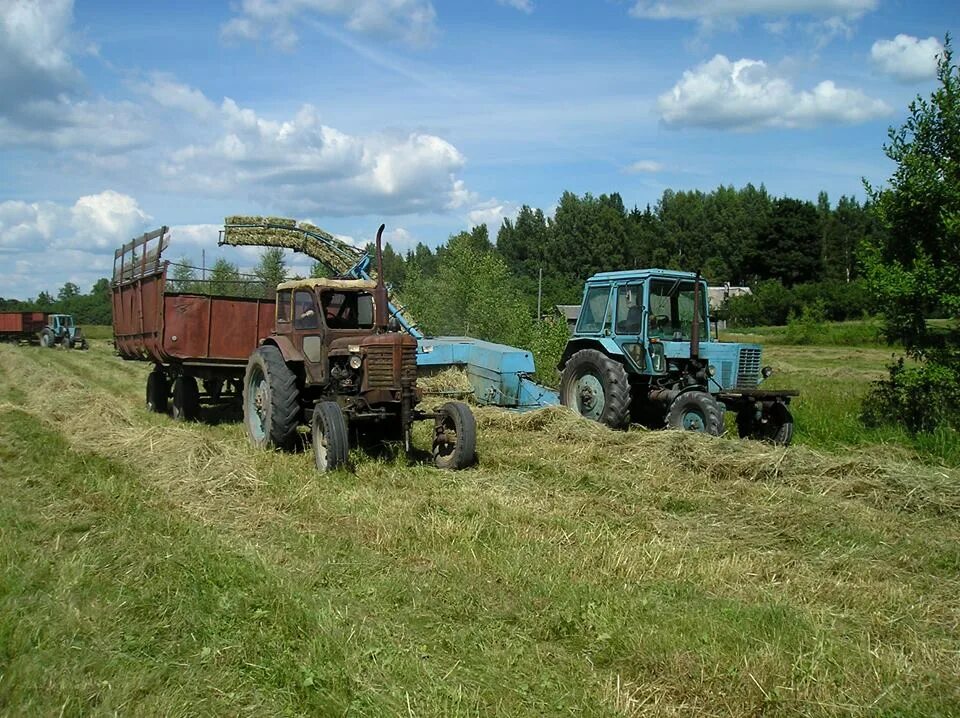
<box><xmin>691</xmin><ymin>271</ymin><xmax>701</xmax><ymax>362</ymax></box>
<box><xmin>374</xmin><ymin>223</ymin><xmax>388</xmax><ymax>331</ymax></box>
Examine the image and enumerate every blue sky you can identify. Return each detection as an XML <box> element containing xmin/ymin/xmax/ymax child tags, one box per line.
<box><xmin>0</xmin><ymin>0</ymin><xmax>956</xmax><ymax>298</ymax></box>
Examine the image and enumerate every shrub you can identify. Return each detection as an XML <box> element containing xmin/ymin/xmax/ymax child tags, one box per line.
<box><xmin>861</xmin><ymin>357</ymin><xmax>960</xmax><ymax>433</ymax></box>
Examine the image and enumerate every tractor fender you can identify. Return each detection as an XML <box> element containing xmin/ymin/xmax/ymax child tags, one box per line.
<box><xmin>558</xmin><ymin>337</ymin><xmax>625</xmax><ymax>369</ymax></box>
<box><xmin>260</xmin><ymin>335</ymin><xmax>304</xmax><ymax>365</ymax></box>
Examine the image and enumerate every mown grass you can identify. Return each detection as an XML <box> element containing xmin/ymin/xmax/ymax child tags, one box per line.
<box><xmin>1</xmin><ymin>342</ymin><xmax>959</xmax><ymax>716</ymax></box>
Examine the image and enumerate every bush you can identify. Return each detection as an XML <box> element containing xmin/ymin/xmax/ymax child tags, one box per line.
<box><xmin>861</xmin><ymin>357</ymin><xmax>960</xmax><ymax>433</ymax></box>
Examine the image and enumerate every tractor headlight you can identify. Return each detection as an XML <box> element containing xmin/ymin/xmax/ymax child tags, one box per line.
<box><xmin>648</xmin><ymin>340</ymin><xmax>666</xmax><ymax>373</ymax></box>
<box><xmin>349</xmin><ymin>354</ymin><xmax>362</xmax><ymax>370</ymax></box>
<box><xmin>761</xmin><ymin>366</ymin><xmax>773</xmax><ymax>378</ymax></box>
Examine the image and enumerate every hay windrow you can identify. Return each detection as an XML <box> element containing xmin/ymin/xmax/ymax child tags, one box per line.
<box><xmin>417</xmin><ymin>367</ymin><xmax>475</xmax><ymax>398</ymax></box>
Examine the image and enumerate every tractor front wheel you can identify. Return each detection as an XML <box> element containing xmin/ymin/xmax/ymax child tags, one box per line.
<box><xmin>171</xmin><ymin>375</ymin><xmax>200</xmax><ymax>421</ymax></box>
<box><xmin>737</xmin><ymin>402</ymin><xmax>794</xmax><ymax>446</ymax></box>
<box><xmin>433</xmin><ymin>401</ymin><xmax>477</xmax><ymax>470</ymax></box>
<box><xmin>312</xmin><ymin>401</ymin><xmax>349</xmax><ymax>472</ymax></box>
<box><xmin>243</xmin><ymin>346</ymin><xmax>300</xmax><ymax>450</ymax></box>
<box><xmin>560</xmin><ymin>349</ymin><xmax>631</xmax><ymax>429</ymax></box>
<box><xmin>666</xmin><ymin>391</ymin><xmax>723</xmax><ymax>436</ymax></box>
<box><xmin>146</xmin><ymin>370</ymin><xmax>169</xmax><ymax>413</ymax></box>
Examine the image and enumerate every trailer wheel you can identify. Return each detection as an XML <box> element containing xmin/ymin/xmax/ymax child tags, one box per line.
<box><xmin>244</xmin><ymin>345</ymin><xmax>299</xmax><ymax>450</ymax></box>
<box><xmin>312</xmin><ymin>401</ymin><xmax>349</xmax><ymax>472</ymax></box>
<box><xmin>146</xmin><ymin>370</ymin><xmax>169</xmax><ymax>413</ymax></box>
<box><xmin>433</xmin><ymin>401</ymin><xmax>477</xmax><ymax>470</ymax></box>
<box><xmin>738</xmin><ymin>403</ymin><xmax>794</xmax><ymax>446</ymax></box>
<box><xmin>39</xmin><ymin>329</ymin><xmax>54</xmax><ymax>348</ymax></box>
<box><xmin>171</xmin><ymin>375</ymin><xmax>200</xmax><ymax>421</ymax></box>
<box><xmin>666</xmin><ymin>391</ymin><xmax>723</xmax><ymax>436</ymax></box>
<box><xmin>560</xmin><ymin>349</ymin><xmax>631</xmax><ymax>429</ymax></box>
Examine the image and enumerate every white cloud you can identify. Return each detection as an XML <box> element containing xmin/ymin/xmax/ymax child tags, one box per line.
<box><xmin>221</xmin><ymin>0</ymin><xmax>438</xmax><ymax>50</ymax></box>
<box><xmin>0</xmin><ymin>191</ymin><xmax>152</xmax><ymax>297</ymax></box>
<box><xmin>467</xmin><ymin>199</ymin><xmax>519</xmax><ymax>239</ymax></box>
<box><xmin>498</xmin><ymin>0</ymin><xmax>534</xmax><ymax>13</ymax></box>
<box><xmin>161</xmin><ymin>97</ymin><xmax>469</xmax><ymax>216</ymax></box>
<box><xmin>629</xmin><ymin>0</ymin><xmax>876</xmax><ymax>22</ymax></box>
<box><xmin>0</xmin><ymin>0</ymin><xmax>79</xmax><ymax>114</ymax></box>
<box><xmin>625</xmin><ymin>160</ymin><xmax>664</xmax><ymax>173</ymax></box>
<box><xmin>658</xmin><ymin>54</ymin><xmax>890</xmax><ymax>130</ymax></box>
<box><xmin>134</xmin><ymin>73</ymin><xmax>217</xmax><ymax>118</ymax></box>
<box><xmin>871</xmin><ymin>34</ymin><xmax>943</xmax><ymax>83</ymax></box>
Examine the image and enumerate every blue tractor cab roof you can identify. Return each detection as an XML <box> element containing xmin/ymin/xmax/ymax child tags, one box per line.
<box><xmin>586</xmin><ymin>268</ymin><xmax>699</xmax><ymax>284</ymax></box>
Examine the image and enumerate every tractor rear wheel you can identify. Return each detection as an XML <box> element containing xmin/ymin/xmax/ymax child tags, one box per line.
<box><xmin>312</xmin><ymin>401</ymin><xmax>349</xmax><ymax>472</ymax></box>
<box><xmin>666</xmin><ymin>391</ymin><xmax>723</xmax><ymax>436</ymax></box>
<box><xmin>146</xmin><ymin>370</ymin><xmax>169</xmax><ymax>413</ymax></box>
<box><xmin>39</xmin><ymin>329</ymin><xmax>54</xmax><ymax>348</ymax></box>
<box><xmin>738</xmin><ymin>403</ymin><xmax>794</xmax><ymax>446</ymax></box>
<box><xmin>171</xmin><ymin>375</ymin><xmax>200</xmax><ymax>421</ymax></box>
<box><xmin>243</xmin><ymin>346</ymin><xmax>300</xmax><ymax>450</ymax></box>
<box><xmin>433</xmin><ymin>401</ymin><xmax>477</xmax><ymax>470</ymax></box>
<box><xmin>560</xmin><ymin>349</ymin><xmax>631</xmax><ymax>429</ymax></box>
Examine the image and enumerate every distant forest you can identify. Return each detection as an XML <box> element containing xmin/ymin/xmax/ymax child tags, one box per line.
<box><xmin>1</xmin><ymin>184</ymin><xmax>883</xmax><ymax>328</ymax></box>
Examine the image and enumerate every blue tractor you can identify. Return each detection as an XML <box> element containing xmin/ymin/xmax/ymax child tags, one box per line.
<box><xmin>558</xmin><ymin>270</ymin><xmax>797</xmax><ymax>444</ymax></box>
<box><xmin>39</xmin><ymin>313</ymin><xmax>89</xmax><ymax>350</ymax></box>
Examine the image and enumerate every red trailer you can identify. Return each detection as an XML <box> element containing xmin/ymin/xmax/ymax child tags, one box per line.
<box><xmin>112</xmin><ymin>226</ymin><xmax>275</xmax><ymax>420</ymax></box>
<box><xmin>0</xmin><ymin>311</ymin><xmax>48</xmax><ymax>343</ymax></box>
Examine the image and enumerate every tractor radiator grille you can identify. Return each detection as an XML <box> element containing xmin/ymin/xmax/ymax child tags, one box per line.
<box><xmin>736</xmin><ymin>348</ymin><xmax>761</xmax><ymax>388</ymax></box>
<box><xmin>365</xmin><ymin>345</ymin><xmax>417</xmax><ymax>388</ymax></box>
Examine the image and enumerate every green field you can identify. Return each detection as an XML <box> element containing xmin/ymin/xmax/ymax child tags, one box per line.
<box><xmin>1</xmin><ymin>338</ymin><xmax>959</xmax><ymax>716</ymax></box>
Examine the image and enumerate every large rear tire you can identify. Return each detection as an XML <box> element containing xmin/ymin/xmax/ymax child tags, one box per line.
<box><xmin>171</xmin><ymin>375</ymin><xmax>200</xmax><ymax>421</ymax></box>
<box><xmin>244</xmin><ymin>345</ymin><xmax>300</xmax><ymax>450</ymax></box>
<box><xmin>146</xmin><ymin>369</ymin><xmax>169</xmax><ymax>413</ymax></box>
<box><xmin>312</xmin><ymin>401</ymin><xmax>349</xmax><ymax>472</ymax></box>
<box><xmin>559</xmin><ymin>349</ymin><xmax>631</xmax><ymax>429</ymax></box>
<box><xmin>39</xmin><ymin>329</ymin><xmax>54</xmax><ymax>348</ymax></box>
<box><xmin>666</xmin><ymin>391</ymin><xmax>723</xmax><ymax>436</ymax></box>
<box><xmin>433</xmin><ymin>401</ymin><xmax>476</xmax><ymax>470</ymax></box>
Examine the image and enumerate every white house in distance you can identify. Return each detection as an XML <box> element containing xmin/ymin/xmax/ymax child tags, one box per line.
<box><xmin>556</xmin><ymin>283</ymin><xmax>751</xmax><ymax>332</ymax></box>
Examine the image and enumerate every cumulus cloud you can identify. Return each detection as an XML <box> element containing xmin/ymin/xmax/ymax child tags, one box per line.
<box><xmin>658</xmin><ymin>54</ymin><xmax>890</xmax><ymax>130</ymax></box>
<box><xmin>871</xmin><ymin>34</ymin><xmax>943</xmax><ymax>83</ymax></box>
<box><xmin>160</xmin><ymin>97</ymin><xmax>469</xmax><ymax>216</ymax></box>
<box><xmin>221</xmin><ymin>0</ymin><xmax>438</xmax><ymax>50</ymax></box>
<box><xmin>625</xmin><ymin>160</ymin><xmax>664</xmax><ymax>173</ymax></box>
<box><xmin>0</xmin><ymin>191</ymin><xmax>152</xmax><ymax>297</ymax></box>
<box><xmin>467</xmin><ymin>199</ymin><xmax>519</xmax><ymax>239</ymax></box>
<box><xmin>0</xmin><ymin>0</ymin><xmax>79</xmax><ymax>114</ymax></box>
<box><xmin>629</xmin><ymin>0</ymin><xmax>876</xmax><ymax>22</ymax></box>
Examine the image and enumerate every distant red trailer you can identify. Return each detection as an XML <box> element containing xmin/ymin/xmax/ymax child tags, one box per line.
<box><xmin>0</xmin><ymin>311</ymin><xmax>47</xmax><ymax>343</ymax></box>
<box><xmin>112</xmin><ymin>226</ymin><xmax>275</xmax><ymax>420</ymax></box>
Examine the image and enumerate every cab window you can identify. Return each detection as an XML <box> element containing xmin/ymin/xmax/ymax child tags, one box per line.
<box><xmin>321</xmin><ymin>291</ymin><xmax>375</xmax><ymax>330</ymax></box>
<box><xmin>294</xmin><ymin>290</ymin><xmax>319</xmax><ymax>329</ymax></box>
<box><xmin>276</xmin><ymin>289</ymin><xmax>291</xmax><ymax>323</ymax></box>
<box><xmin>648</xmin><ymin>278</ymin><xmax>707</xmax><ymax>340</ymax></box>
<box><xmin>576</xmin><ymin>285</ymin><xmax>610</xmax><ymax>334</ymax></box>
<box><xmin>615</xmin><ymin>284</ymin><xmax>643</xmax><ymax>334</ymax></box>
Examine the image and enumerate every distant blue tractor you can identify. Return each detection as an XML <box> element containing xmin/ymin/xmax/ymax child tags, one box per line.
<box><xmin>558</xmin><ymin>270</ymin><xmax>797</xmax><ymax>444</ymax></box>
<box><xmin>40</xmin><ymin>313</ymin><xmax>88</xmax><ymax>350</ymax></box>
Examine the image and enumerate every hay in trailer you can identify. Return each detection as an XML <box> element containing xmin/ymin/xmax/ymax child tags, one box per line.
<box><xmin>418</xmin><ymin>366</ymin><xmax>474</xmax><ymax>398</ymax></box>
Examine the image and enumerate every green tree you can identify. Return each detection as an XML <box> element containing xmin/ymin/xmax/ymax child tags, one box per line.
<box><xmin>254</xmin><ymin>248</ymin><xmax>287</xmax><ymax>295</ymax></box>
<box><xmin>170</xmin><ymin>258</ymin><xmax>198</xmax><ymax>292</ymax></box>
<box><xmin>207</xmin><ymin>258</ymin><xmax>242</xmax><ymax>296</ymax></box>
<box><xmin>57</xmin><ymin>282</ymin><xmax>80</xmax><ymax>302</ymax></box>
<box><xmin>861</xmin><ymin>36</ymin><xmax>960</xmax><ymax>432</ymax></box>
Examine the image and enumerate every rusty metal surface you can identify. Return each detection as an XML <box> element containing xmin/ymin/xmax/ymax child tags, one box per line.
<box><xmin>0</xmin><ymin>311</ymin><xmax>46</xmax><ymax>334</ymax></box>
<box><xmin>112</xmin><ymin>226</ymin><xmax>276</xmax><ymax>366</ymax></box>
